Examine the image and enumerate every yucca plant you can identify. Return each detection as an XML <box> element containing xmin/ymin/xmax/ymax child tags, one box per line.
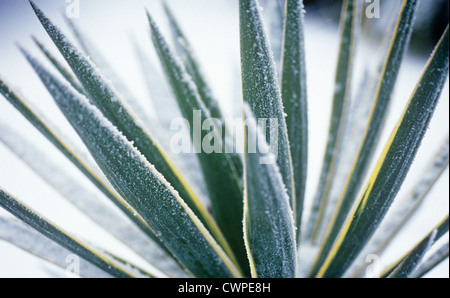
<box><xmin>0</xmin><ymin>0</ymin><xmax>448</xmax><ymax>279</ymax></box>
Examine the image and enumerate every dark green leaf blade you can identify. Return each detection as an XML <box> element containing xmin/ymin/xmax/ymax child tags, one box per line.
<box><xmin>311</xmin><ymin>0</ymin><xmax>420</xmax><ymax>274</ymax></box>
<box><xmin>24</xmin><ymin>55</ymin><xmax>242</xmax><ymax>278</ymax></box>
<box><xmin>387</xmin><ymin>231</ymin><xmax>437</xmax><ymax>278</ymax></box>
<box><xmin>0</xmin><ymin>120</ymin><xmax>186</xmax><ymax>277</ymax></box>
<box><xmin>0</xmin><ymin>189</ymin><xmax>138</xmax><ymax>278</ymax></box>
<box><xmin>0</xmin><ymin>217</ymin><xmax>113</xmax><ymax>278</ymax></box>
<box><xmin>240</xmin><ymin>0</ymin><xmax>295</xmax><ymax>219</ymax></box>
<box><xmin>280</xmin><ymin>0</ymin><xmax>308</xmax><ymax>241</ymax></box>
<box><xmin>243</xmin><ymin>105</ymin><xmax>297</xmax><ymax>278</ymax></box>
<box><xmin>305</xmin><ymin>0</ymin><xmax>360</xmax><ymax>243</ymax></box>
<box><xmin>0</xmin><ymin>78</ymin><xmax>160</xmax><ymax>250</ymax></box>
<box><xmin>147</xmin><ymin>11</ymin><xmax>247</xmax><ymax>275</ymax></box>
<box><xmin>411</xmin><ymin>241</ymin><xmax>449</xmax><ymax>278</ymax></box>
<box><xmin>316</xmin><ymin>26</ymin><xmax>449</xmax><ymax>278</ymax></box>
<box><xmin>32</xmin><ymin>35</ymin><xmax>85</xmax><ymax>95</ymax></box>
<box><xmin>28</xmin><ymin>1</ymin><xmax>228</xmax><ymax>255</ymax></box>
<box><xmin>163</xmin><ymin>2</ymin><xmax>244</xmax><ymax>179</ymax></box>
<box><xmin>347</xmin><ymin>135</ymin><xmax>449</xmax><ymax>277</ymax></box>
<box><xmin>385</xmin><ymin>215</ymin><xmax>449</xmax><ymax>278</ymax></box>
<box><xmin>63</xmin><ymin>16</ymin><xmax>156</xmax><ymax>132</ymax></box>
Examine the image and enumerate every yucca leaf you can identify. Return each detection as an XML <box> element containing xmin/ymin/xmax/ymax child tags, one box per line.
<box><xmin>132</xmin><ymin>38</ymin><xmax>210</xmax><ymax>208</ymax></box>
<box><xmin>325</xmin><ymin>0</ymin><xmax>402</xmax><ymax>221</ymax></box>
<box><xmin>312</xmin><ymin>0</ymin><xmax>419</xmax><ymax>268</ymax></box>
<box><xmin>163</xmin><ymin>3</ymin><xmax>243</xmax><ymax>179</ymax></box>
<box><xmin>32</xmin><ymin>35</ymin><xmax>85</xmax><ymax>95</ymax></box>
<box><xmin>384</xmin><ymin>215</ymin><xmax>449</xmax><ymax>278</ymax></box>
<box><xmin>317</xmin><ymin>70</ymin><xmax>376</xmax><ymax>245</ymax></box>
<box><xmin>0</xmin><ymin>217</ymin><xmax>112</xmax><ymax>278</ymax></box>
<box><xmin>147</xmin><ymin>11</ymin><xmax>247</xmax><ymax>274</ymax></box>
<box><xmin>0</xmin><ymin>189</ymin><xmax>140</xmax><ymax>278</ymax></box>
<box><xmin>0</xmin><ymin>77</ymin><xmax>165</xmax><ymax>253</ymax></box>
<box><xmin>24</xmin><ymin>55</ymin><xmax>242</xmax><ymax>278</ymax></box>
<box><xmin>369</xmin><ymin>136</ymin><xmax>448</xmax><ymax>254</ymax></box>
<box><xmin>309</xmin><ymin>0</ymin><xmax>421</xmax><ymax>276</ymax></box>
<box><xmin>63</xmin><ymin>16</ymin><xmax>156</xmax><ymax>132</ymax></box>
<box><xmin>387</xmin><ymin>231</ymin><xmax>437</xmax><ymax>278</ymax></box>
<box><xmin>243</xmin><ymin>105</ymin><xmax>297</xmax><ymax>278</ymax></box>
<box><xmin>263</xmin><ymin>0</ymin><xmax>285</xmax><ymax>76</ymax></box>
<box><xmin>316</xmin><ymin>26</ymin><xmax>449</xmax><ymax>278</ymax></box>
<box><xmin>0</xmin><ymin>121</ymin><xmax>186</xmax><ymax>277</ymax></box>
<box><xmin>103</xmin><ymin>251</ymin><xmax>164</xmax><ymax>279</ymax></box>
<box><xmin>348</xmin><ymin>135</ymin><xmax>449</xmax><ymax>277</ymax></box>
<box><xmin>411</xmin><ymin>241</ymin><xmax>449</xmax><ymax>278</ymax></box>
<box><xmin>0</xmin><ymin>215</ymin><xmax>163</xmax><ymax>278</ymax></box>
<box><xmin>63</xmin><ymin>16</ymin><xmax>129</xmax><ymax>99</ymax></box>
<box><xmin>28</xmin><ymin>1</ymin><xmax>229</xmax><ymax>254</ymax></box>
<box><xmin>240</xmin><ymin>0</ymin><xmax>295</xmax><ymax>218</ymax></box>
<box><xmin>306</xmin><ymin>0</ymin><xmax>360</xmax><ymax>243</ymax></box>
<box><xmin>280</xmin><ymin>0</ymin><xmax>308</xmax><ymax>241</ymax></box>
<box><xmin>325</xmin><ymin>8</ymin><xmax>401</xmax><ymax>233</ymax></box>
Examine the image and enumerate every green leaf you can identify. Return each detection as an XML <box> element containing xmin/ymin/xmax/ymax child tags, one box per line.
<box><xmin>326</xmin><ymin>4</ymin><xmax>402</xmax><ymax>235</ymax></box>
<box><xmin>280</xmin><ymin>0</ymin><xmax>308</xmax><ymax>241</ymax></box>
<box><xmin>309</xmin><ymin>0</ymin><xmax>421</xmax><ymax>277</ymax></box>
<box><xmin>163</xmin><ymin>2</ymin><xmax>243</xmax><ymax>179</ymax></box>
<box><xmin>63</xmin><ymin>16</ymin><xmax>156</xmax><ymax>132</ymax></box>
<box><xmin>384</xmin><ymin>215</ymin><xmax>449</xmax><ymax>278</ymax></box>
<box><xmin>24</xmin><ymin>54</ymin><xmax>242</xmax><ymax>278</ymax></box>
<box><xmin>0</xmin><ymin>189</ymin><xmax>140</xmax><ymax>278</ymax></box>
<box><xmin>0</xmin><ymin>77</ymin><xmax>160</xmax><ymax>251</ymax></box>
<box><xmin>347</xmin><ymin>135</ymin><xmax>449</xmax><ymax>277</ymax></box>
<box><xmin>371</xmin><ymin>136</ymin><xmax>448</xmax><ymax>253</ymax></box>
<box><xmin>147</xmin><ymin>11</ymin><xmax>247</xmax><ymax>275</ymax></box>
<box><xmin>0</xmin><ymin>121</ymin><xmax>186</xmax><ymax>277</ymax></box>
<box><xmin>316</xmin><ymin>26</ymin><xmax>449</xmax><ymax>278</ymax></box>
<box><xmin>0</xmin><ymin>217</ymin><xmax>113</xmax><ymax>278</ymax></box>
<box><xmin>387</xmin><ymin>230</ymin><xmax>437</xmax><ymax>278</ymax></box>
<box><xmin>28</xmin><ymin>1</ymin><xmax>229</xmax><ymax>256</ymax></box>
<box><xmin>132</xmin><ymin>38</ymin><xmax>210</xmax><ymax>208</ymax></box>
<box><xmin>262</xmin><ymin>0</ymin><xmax>285</xmax><ymax>76</ymax></box>
<box><xmin>243</xmin><ymin>105</ymin><xmax>297</xmax><ymax>278</ymax></box>
<box><xmin>411</xmin><ymin>241</ymin><xmax>449</xmax><ymax>278</ymax></box>
<box><xmin>306</xmin><ymin>0</ymin><xmax>360</xmax><ymax>243</ymax></box>
<box><xmin>239</xmin><ymin>0</ymin><xmax>295</xmax><ymax>219</ymax></box>
<box><xmin>31</xmin><ymin>35</ymin><xmax>85</xmax><ymax>95</ymax></box>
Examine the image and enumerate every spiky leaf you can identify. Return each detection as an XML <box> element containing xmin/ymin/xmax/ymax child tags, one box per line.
<box><xmin>306</xmin><ymin>0</ymin><xmax>360</xmax><ymax>243</ymax></box>
<box><xmin>316</xmin><ymin>27</ymin><xmax>449</xmax><ymax>278</ymax></box>
<box><xmin>0</xmin><ymin>189</ymin><xmax>140</xmax><ymax>278</ymax></box>
<box><xmin>243</xmin><ymin>105</ymin><xmax>297</xmax><ymax>278</ymax></box>
<box><xmin>311</xmin><ymin>0</ymin><xmax>420</xmax><ymax>274</ymax></box>
<box><xmin>25</xmin><ymin>54</ymin><xmax>241</xmax><ymax>278</ymax></box>
<box><xmin>240</xmin><ymin>0</ymin><xmax>295</xmax><ymax>219</ymax></box>
<box><xmin>280</xmin><ymin>0</ymin><xmax>308</xmax><ymax>241</ymax></box>
<box><xmin>28</xmin><ymin>1</ymin><xmax>226</xmax><ymax>252</ymax></box>
<box><xmin>147</xmin><ymin>11</ymin><xmax>246</xmax><ymax>274</ymax></box>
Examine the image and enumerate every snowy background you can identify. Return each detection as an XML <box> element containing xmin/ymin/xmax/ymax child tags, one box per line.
<box><xmin>0</xmin><ymin>0</ymin><xmax>448</xmax><ymax>277</ymax></box>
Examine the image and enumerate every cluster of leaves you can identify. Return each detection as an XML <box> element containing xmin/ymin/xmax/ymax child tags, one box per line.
<box><xmin>0</xmin><ymin>0</ymin><xmax>448</xmax><ymax>278</ymax></box>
